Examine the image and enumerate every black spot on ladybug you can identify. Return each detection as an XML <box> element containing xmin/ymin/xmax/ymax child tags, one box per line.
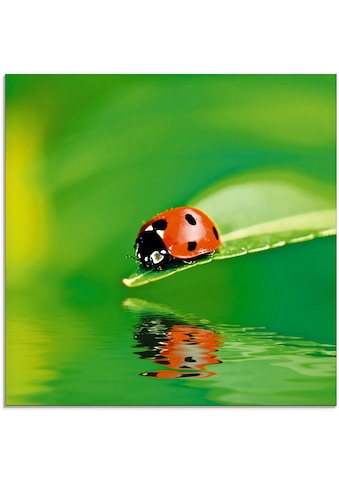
<box><xmin>185</xmin><ymin>213</ymin><xmax>197</xmax><ymax>225</ymax></box>
<box><xmin>152</xmin><ymin>219</ymin><xmax>167</xmax><ymax>231</ymax></box>
<box><xmin>187</xmin><ymin>241</ymin><xmax>197</xmax><ymax>251</ymax></box>
<box><xmin>213</xmin><ymin>226</ymin><xmax>219</xmax><ymax>240</ymax></box>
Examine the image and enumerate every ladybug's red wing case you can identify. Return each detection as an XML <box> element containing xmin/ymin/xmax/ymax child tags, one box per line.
<box><xmin>134</xmin><ymin>206</ymin><xmax>221</xmax><ymax>271</ymax></box>
<box><xmin>160</xmin><ymin>207</ymin><xmax>220</xmax><ymax>259</ymax></box>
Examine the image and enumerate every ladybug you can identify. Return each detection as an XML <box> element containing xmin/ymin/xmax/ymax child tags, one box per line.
<box><xmin>134</xmin><ymin>206</ymin><xmax>221</xmax><ymax>271</ymax></box>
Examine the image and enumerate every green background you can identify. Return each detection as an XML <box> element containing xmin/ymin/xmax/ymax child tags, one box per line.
<box><xmin>6</xmin><ymin>74</ymin><xmax>336</xmax><ymax>405</ymax></box>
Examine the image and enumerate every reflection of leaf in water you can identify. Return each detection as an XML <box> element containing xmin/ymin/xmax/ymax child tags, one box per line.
<box><xmin>187</xmin><ymin>326</ymin><xmax>336</xmax><ymax>406</ymax></box>
<box><xmin>123</xmin><ymin>169</ymin><xmax>336</xmax><ymax>287</ymax></box>
<box><xmin>217</xmin><ymin>328</ymin><xmax>335</xmax><ymax>377</ymax></box>
<box><xmin>124</xmin><ymin>298</ymin><xmax>336</xmax><ymax>403</ymax></box>
<box><xmin>123</xmin><ymin>297</ymin><xmax>211</xmax><ymax>325</ymax></box>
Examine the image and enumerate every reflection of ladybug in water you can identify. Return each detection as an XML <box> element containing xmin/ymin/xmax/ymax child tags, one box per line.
<box><xmin>134</xmin><ymin>317</ymin><xmax>223</xmax><ymax>379</ymax></box>
<box><xmin>134</xmin><ymin>207</ymin><xmax>221</xmax><ymax>271</ymax></box>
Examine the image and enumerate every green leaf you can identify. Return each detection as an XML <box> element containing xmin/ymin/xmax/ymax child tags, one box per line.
<box><xmin>123</xmin><ymin>169</ymin><xmax>336</xmax><ymax>287</ymax></box>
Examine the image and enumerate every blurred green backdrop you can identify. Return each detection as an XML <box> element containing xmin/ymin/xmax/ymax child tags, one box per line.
<box><xmin>6</xmin><ymin>74</ymin><xmax>336</xmax><ymax>405</ymax></box>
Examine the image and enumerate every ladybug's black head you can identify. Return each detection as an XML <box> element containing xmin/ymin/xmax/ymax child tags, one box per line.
<box><xmin>135</xmin><ymin>230</ymin><xmax>171</xmax><ymax>270</ymax></box>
